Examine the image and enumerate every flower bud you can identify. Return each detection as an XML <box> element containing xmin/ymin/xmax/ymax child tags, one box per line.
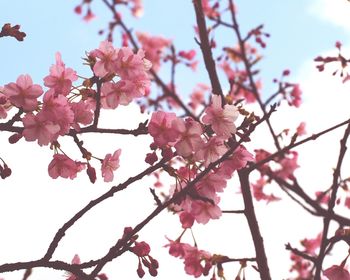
<box><xmin>8</xmin><ymin>133</ymin><xmax>22</xmax><ymax>144</ymax></box>
<box><xmin>86</xmin><ymin>163</ymin><xmax>96</xmax><ymax>183</ymax></box>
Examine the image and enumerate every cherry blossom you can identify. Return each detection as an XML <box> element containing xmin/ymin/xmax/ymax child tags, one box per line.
<box><xmin>194</xmin><ymin>136</ymin><xmax>227</xmax><ymax>167</ymax></box>
<box><xmin>90</xmin><ymin>40</ymin><xmax>118</xmax><ymax>77</ymax></box>
<box><xmin>217</xmin><ymin>145</ymin><xmax>254</xmax><ymax>179</ymax></box>
<box><xmin>148</xmin><ymin>111</ymin><xmax>179</xmax><ymax>147</ymax></box>
<box><xmin>0</xmin><ymin>90</ymin><xmax>11</xmax><ymax>119</ymax></box>
<box><xmin>130</xmin><ymin>0</ymin><xmax>143</xmax><ymax>17</ymax></box>
<box><xmin>165</xmin><ymin>240</ymin><xmax>212</xmax><ymax>278</ymax></box>
<box><xmin>202</xmin><ymin>95</ymin><xmax>239</xmax><ymax>138</ymax></box>
<box><xmin>41</xmin><ymin>90</ymin><xmax>74</xmax><ymax>137</ymax></box>
<box><xmin>324</xmin><ymin>265</ymin><xmax>350</xmax><ymax>280</ymax></box>
<box><xmin>289</xmin><ymin>84</ymin><xmax>302</xmax><ymax>108</ymax></box>
<box><xmin>172</xmin><ymin>117</ymin><xmax>204</xmax><ymax>157</ymax></box>
<box><xmin>179</xmin><ymin>211</ymin><xmax>195</xmax><ymax>228</ymax></box>
<box><xmin>22</xmin><ymin>113</ymin><xmax>60</xmax><ymax>146</ymax></box>
<box><xmin>189</xmin><ymin>84</ymin><xmax>208</xmax><ymax>111</ymax></box>
<box><xmin>136</xmin><ymin>32</ymin><xmax>171</xmax><ymax>72</ymax></box>
<box><xmin>48</xmin><ymin>154</ymin><xmax>85</xmax><ymax>179</ymax></box>
<box><xmin>275</xmin><ymin>151</ymin><xmax>299</xmax><ymax>180</ymax></box>
<box><xmin>70</xmin><ymin>100</ymin><xmax>94</xmax><ymax>131</ymax></box>
<box><xmin>115</xmin><ymin>47</ymin><xmax>151</xmax><ymax>80</ymax></box>
<box><xmin>100</xmin><ymin>81</ymin><xmax>132</xmax><ymax>109</ymax></box>
<box><xmin>43</xmin><ymin>52</ymin><xmax>78</xmax><ymax>96</ymax></box>
<box><xmin>190</xmin><ymin>199</ymin><xmax>222</xmax><ymax>224</ymax></box>
<box><xmin>3</xmin><ymin>74</ymin><xmax>43</xmax><ymax>111</ymax></box>
<box><xmin>101</xmin><ymin>149</ymin><xmax>121</xmax><ymax>182</ymax></box>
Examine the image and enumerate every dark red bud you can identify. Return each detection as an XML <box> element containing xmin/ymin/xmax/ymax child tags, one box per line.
<box><xmin>145</xmin><ymin>152</ymin><xmax>158</xmax><ymax>165</ymax></box>
<box><xmin>137</xmin><ymin>262</ymin><xmax>145</xmax><ymax>278</ymax></box>
<box><xmin>8</xmin><ymin>133</ymin><xmax>22</xmax><ymax>144</ymax></box>
<box><xmin>86</xmin><ymin>163</ymin><xmax>96</xmax><ymax>183</ymax></box>
<box><xmin>1</xmin><ymin>164</ymin><xmax>11</xmax><ymax>179</ymax></box>
<box><xmin>148</xmin><ymin>267</ymin><xmax>158</xmax><ymax>277</ymax></box>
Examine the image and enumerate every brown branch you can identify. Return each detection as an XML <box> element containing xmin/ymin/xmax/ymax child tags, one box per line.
<box><xmin>315</xmin><ymin>122</ymin><xmax>350</xmax><ymax>279</ymax></box>
<box><xmin>0</xmin><ymin>260</ymin><xmax>89</xmax><ymax>279</ymax></box>
<box><xmin>267</xmin><ymin>171</ymin><xmax>350</xmax><ymax>226</ymax></box>
<box><xmin>100</xmin><ymin>0</ymin><xmax>198</xmax><ymax>121</ymax></box>
<box><xmin>249</xmin><ymin>118</ymin><xmax>350</xmax><ymax>172</ymax></box>
<box><xmin>239</xmin><ymin>169</ymin><xmax>271</xmax><ymax>280</ymax></box>
<box><xmin>87</xmin><ymin>108</ymin><xmax>275</xmax><ymax>278</ymax></box>
<box><xmin>43</xmin><ymin>157</ymin><xmax>168</xmax><ymax>260</ymax></box>
<box><xmin>192</xmin><ymin>0</ymin><xmax>225</xmax><ymax>103</ymax></box>
<box><xmin>229</xmin><ymin>0</ymin><xmax>281</xmax><ymax>151</ymax></box>
<box><xmin>285</xmin><ymin>243</ymin><xmax>316</xmax><ymax>263</ymax></box>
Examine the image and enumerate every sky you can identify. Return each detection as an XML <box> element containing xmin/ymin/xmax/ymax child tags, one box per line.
<box><xmin>1</xmin><ymin>0</ymin><xmax>350</xmax><ymax>279</ymax></box>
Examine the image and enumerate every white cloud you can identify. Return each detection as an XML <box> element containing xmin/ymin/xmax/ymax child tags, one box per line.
<box><xmin>309</xmin><ymin>0</ymin><xmax>350</xmax><ymax>32</ymax></box>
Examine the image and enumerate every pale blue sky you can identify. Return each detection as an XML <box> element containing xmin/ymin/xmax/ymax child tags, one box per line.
<box><xmin>0</xmin><ymin>0</ymin><xmax>347</xmax><ymax>98</ymax></box>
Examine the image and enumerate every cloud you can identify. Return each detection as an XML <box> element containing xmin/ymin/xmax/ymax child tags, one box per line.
<box><xmin>309</xmin><ymin>0</ymin><xmax>350</xmax><ymax>32</ymax></box>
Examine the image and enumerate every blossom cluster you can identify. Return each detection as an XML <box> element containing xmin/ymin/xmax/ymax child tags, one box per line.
<box><xmin>1</xmin><ymin>42</ymin><xmax>151</xmax><ymax>182</ymax></box>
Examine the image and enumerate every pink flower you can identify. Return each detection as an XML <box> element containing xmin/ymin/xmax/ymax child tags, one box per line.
<box><xmin>115</xmin><ymin>47</ymin><xmax>151</xmax><ymax>80</ymax></box>
<box><xmin>315</xmin><ymin>191</ymin><xmax>330</xmax><ymax>205</ymax></box>
<box><xmin>218</xmin><ymin>145</ymin><xmax>254</xmax><ymax>178</ymax></box>
<box><xmin>179</xmin><ymin>50</ymin><xmax>196</xmax><ymax>60</ymax></box>
<box><xmin>148</xmin><ymin>111</ymin><xmax>179</xmax><ymax>147</ymax></box>
<box><xmin>183</xmin><ymin>245</ymin><xmax>212</xmax><ymax>277</ymax></box>
<box><xmin>190</xmin><ymin>199</ymin><xmax>222</xmax><ymax>224</ymax></box>
<box><xmin>194</xmin><ymin>136</ymin><xmax>227</xmax><ymax>167</ymax></box>
<box><xmin>48</xmin><ymin>154</ymin><xmax>85</xmax><ymax>179</ymax></box>
<box><xmin>101</xmin><ymin>149</ymin><xmax>121</xmax><ymax>182</ymax></box>
<box><xmin>189</xmin><ymin>84</ymin><xmax>208</xmax><ymax>111</ymax></box>
<box><xmin>83</xmin><ymin>8</ymin><xmax>96</xmax><ymax>22</ymax></box>
<box><xmin>196</xmin><ymin>172</ymin><xmax>227</xmax><ymax>197</ymax></box>
<box><xmin>4</xmin><ymin>74</ymin><xmax>43</xmax><ymax>111</ymax></box>
<box><xmin>289</xmin><ymin>253</ymin><xmax>313</xmax><ymax>279</ymax></box>
<box><xmin>66</xmin><ymin>254</ymin><xmax>80</xmax><ymax>280</ymax></box>
<box><xmin>301</xmin><ymin>233</ymin><xmax>322</xmax><ymax>255</ymax></box>
<box><xmin>288</xmin><ymin>84</ymin><xmax>302</xmax><ymax>108</ymax></box>
<box><xmin>0</xmin><ymin>90</ymin><xmax>12</xmax><ymax>119</ymax></box>
<box><xmin>296</xmin><ymin>122</ymin><xmax>306</xmax><ymax>136</ymax></box>
<box><xmin>131</xmin><ymin>241</ymin><xmax>151</xmax><ymax>257</ymax></box>
<box><xmin>202</xmin><ymin>95</ymin><xmax>239</xmax><ymax>138</ymax></box>
<box><xmin>252</xmin><ymin>177</ymin><xmax>280</xmax><ymax>203</ymax></box>
<box><xmin>70</xmin><ymin>100</ymin><xmax>94</xmax><ymax>131</ymax></box>
<box><xmin>165</xmin><ymin>240</ymin><xmax>212</xmax><ymax>278</ymax></box>
<box><xmin>172</xmin><ymin>117</ymin><xmax>204</xmax><ymax>157</ymax></box>
<box><xmin>179</xmin><ymin>211</ymin><xmax>195</xmax><ymax>228</ymax></box>
<box><xmin>100</xmin><ymin>81</ymin><xmax>133</xmax><ymax>109</ymax></box>
<box><xmin>136</xmin><ymin>32</ymin><xmax>171</xmax><ymax>72</ymax></box>
<box><xmin>324</xmin><ymin>265</ymin><xmax>350</xmax><ymax>280</ymax></box>
<box><xmin>130</xmin><ymin>0</ymin><xmax>143</xmax><ymax>17</ymax></box>
<box><xmin>41</xmin><ymin>90</ymin><xmax>74</xmax><ymax>136</ymax></box>
<box><xmin>165</xmin><ymin>239</ymin><xmax>189</xmax><ymax>258</ymax></box>
<box><xmin>43</xmin><ymin>52</ymin><xmax>78</xmax><ymax>96</ymax></box>
<box><xmin>66</xmin><ymin>254</ymin><xmax>108</xmax><ymax>280</ymax></box>
<box><xmin>22</xmin><ymin>113</ymin><xmax>60</xmax><ymax>146</ymax></box>
<box><xmin>201</xmin><ymin>0</ymin><xmax>220</xmax><ymax>17</ymax></box>
<box><xmin>276</xmin><ymin>151</ymin><xmax>299</xmax><ymax>180</ymax></box>
<box><xmin>90</xmin><ymin>41</ymin><xmax>118</xmax><ymax>77</ymax></box>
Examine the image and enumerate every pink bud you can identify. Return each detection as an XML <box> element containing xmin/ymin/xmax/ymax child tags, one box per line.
<box><xmin>336</xmin><ymin>41</ymin><xmax>342</xmax><ymax>49</ymax></box>
<box><xmin>74</xmin><ymin>5</ymin><xmax>82</xmax><ymax>14</ymax></box>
